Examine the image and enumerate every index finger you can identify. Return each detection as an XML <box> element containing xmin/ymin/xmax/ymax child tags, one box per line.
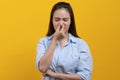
<box><xmin>60</xmin><ymin>25</ymin><xmax>65</xmax><ymax>32</ymax></box>
<box><xmin>56</xmin><ymin>25</ymin><xmax>61</xmax><ymax>32</ymax></box>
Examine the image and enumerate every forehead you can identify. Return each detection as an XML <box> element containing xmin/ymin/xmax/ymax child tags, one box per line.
<box><xmin>53</xmin><ymin>8</ymin><xmax>70</xmax><ymax>18</ymax></box>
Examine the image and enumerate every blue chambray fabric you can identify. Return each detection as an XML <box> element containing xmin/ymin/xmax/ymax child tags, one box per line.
<box><xmin>36</xmin><ymin>33</ymin><xmax>93</xmax><ymax>80</ymax></box>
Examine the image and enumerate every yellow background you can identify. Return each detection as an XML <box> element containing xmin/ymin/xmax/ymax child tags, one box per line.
<box><xmin>0</xmin><ymin>0</ymin><xmax>120</xmax><ymax>80</ymax></box>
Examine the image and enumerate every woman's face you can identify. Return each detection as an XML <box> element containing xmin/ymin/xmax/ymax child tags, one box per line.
<box><xmin>52</xmin><ymin>8</ymin><xmax>71</xmax><ymax>33</ymax></box>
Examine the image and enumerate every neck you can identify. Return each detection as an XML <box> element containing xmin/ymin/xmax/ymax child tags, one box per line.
<box><xmin>59</xmin><ymin>32</ymin><xmax>69</xmax><ymax>48</ymax></box>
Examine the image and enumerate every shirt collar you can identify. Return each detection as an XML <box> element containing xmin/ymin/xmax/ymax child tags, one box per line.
<box><xmin>47</xmin><ymin>33</ymin><xmax>77</xmax><ymax>44</ymax></box>
<box><xmin>69</xmin><ymin>33</ymin><xmax>76</xmax><ymax>44</ymax></box>
<box><xmin>47</xmin><ymin>34</ymin><xmax>54</xmax><ymax>40</ymax></box>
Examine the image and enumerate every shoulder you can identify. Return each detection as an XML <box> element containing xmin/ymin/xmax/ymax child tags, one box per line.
<box><xmin>37</xmin><ymin>36</ymin><xmax>51</xmax><ymax>45</ymax></box>
<box><xmin>76</xmin><ymin>38</ymin><xmax>88</xmax><ymax>46</ymax></box>
<box><xmin>70</xmin><ymin>34</ymin><xmax>87</xmax><ymax>46</ymax></box>
<box><xmin>70</xmin><ymin>35</ymin><xmax>89</xmax><ymax>50</ymax></box>
<box><xmin>37</xmin><ymin>36</ymin><xmax>52</xmax><ymax>49</ymax></box>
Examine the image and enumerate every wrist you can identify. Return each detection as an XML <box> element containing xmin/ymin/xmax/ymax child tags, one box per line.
<box><xmin>54</xmin><ymin>73</ymin><xmax>60</xmax><ymax>78</ymax></box>
<box><xmin>53</xmin><ymin>36</ymin><xmax>58</xmax><ymax>42</ymax></box>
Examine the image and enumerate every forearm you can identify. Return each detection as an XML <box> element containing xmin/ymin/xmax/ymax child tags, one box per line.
<box><xmin>39</xmin><ymin>37</ymin><xmax>57</xmax><ymax>73</ymax></box>
<box><xmin>55</xmin><ymin>73</ymin><xmax>83</xmax><ymax>80</ymax></box>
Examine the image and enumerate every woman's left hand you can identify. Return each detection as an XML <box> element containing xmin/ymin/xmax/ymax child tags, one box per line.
<box><xmin>43</xmin><ymin>69</ymin><xmax>82</xmax><ymax>80</ymax></box>
<box><xmin>43</xmin><ymin>69</ymin><xmax>57</xmax><ymax>78</ymax></box>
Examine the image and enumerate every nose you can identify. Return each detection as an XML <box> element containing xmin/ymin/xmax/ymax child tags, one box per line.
<box><xmin>60</xmin><ymin>22</ymin><xmax>63</xmax><ymax>26</ymax></box>
<box><xmin>59</xmin><ymin>21</ymin><xmax>64</xmax><ymax>27</ymax></box>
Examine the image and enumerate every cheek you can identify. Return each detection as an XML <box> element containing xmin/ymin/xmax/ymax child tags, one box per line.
<box><xmin>65</xmin><ymin>22</ymin><xmax>71</xmax><ymax>30</ymax></box>
<box><xmin>52</xmin><ymin>21</ymin><xmax>58</xmax><ymax>30</ymax></box>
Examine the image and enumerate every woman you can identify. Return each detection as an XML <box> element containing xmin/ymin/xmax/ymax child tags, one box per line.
<box><xmin>36</xmin><ymin>2</ymin><xmax>93</xmax><ymax>80</ymax></box>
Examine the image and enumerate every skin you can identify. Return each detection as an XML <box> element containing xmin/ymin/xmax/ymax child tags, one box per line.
<box><xmin>53</xmin><ymin>8</ymin><xmax>71</xmax><ymax>48</ymax></box>
<box><xmin>38</xmin><ymin>8</ymin><xmax>83</xmax><ymax>80</ymax></box>
<box><xmin>52</xmin><ymin>8</ymin><xmax>71</xmax><ymax>35</ymax></box>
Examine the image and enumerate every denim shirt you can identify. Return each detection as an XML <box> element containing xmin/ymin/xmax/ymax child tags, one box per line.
<box><xmin>36</xmin><ymin>33</ymin><xmax>93</xmax><ymax>80</ymax></box>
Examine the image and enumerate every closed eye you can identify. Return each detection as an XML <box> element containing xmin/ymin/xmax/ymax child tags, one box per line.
<box><xmin>54</xmin><ymin>18</ymin><xmax>60</xmax><ymax>22</ymax></box>
<box><xmin>63</xmin><ymin>18</ymin><xmax>69</xmax><ymax>22</ymax></box>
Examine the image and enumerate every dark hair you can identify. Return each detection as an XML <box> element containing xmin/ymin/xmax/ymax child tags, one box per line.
<box><xmin>46</xmin><ymin>2</ymin><xmax>79</xmax><ymax>37</ymax></box>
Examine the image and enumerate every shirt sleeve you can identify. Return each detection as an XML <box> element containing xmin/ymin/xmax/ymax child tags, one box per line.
<box><xmin>36</xmin><ymin>38</ymin><xmax>46</xmax><ymax>69</ymax></box>
<box><xmin>77</xmin><ymin>40</ymin><xmax>93</xmax><ymax>80</ymax></box>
